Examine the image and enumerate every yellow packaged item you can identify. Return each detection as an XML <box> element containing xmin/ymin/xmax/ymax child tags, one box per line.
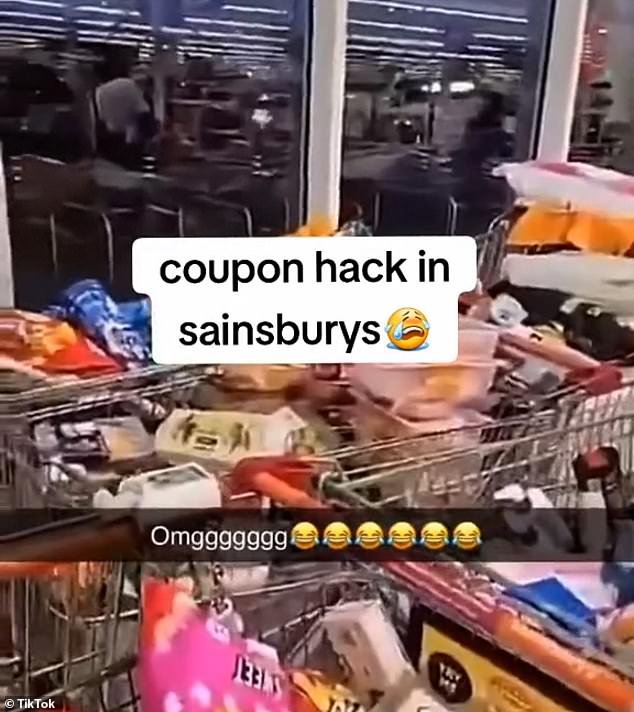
<box><xmin>289</xmin><ymin>670</ymin><xmax>366</xmax><ymax>712</ymax></box>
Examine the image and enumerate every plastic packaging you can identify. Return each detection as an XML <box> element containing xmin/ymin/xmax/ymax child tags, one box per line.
<box><xmin>217</xmin><ymin>365</ymin><xmax>310</xmax><ymax>393</ymax></box>
<box><xmin>348</xmin><ymin>361</ymin><xmax>499</xmax><ymax>407</ymax></box>
<box><xmin>46</xmin><ymin>280</ymin><xmax>151</xmax><ymax>366</ymax></box>
<box><xmin>349</xmin><ymin>390</ymin><xmax>489</xmax><ymax>504</ymax></box>
<box><xmin>140</xmin><ymin>579</ymin><xmax>292</xmax><ymax>712</ymax></box>
<box><xmin>458</xmin><ymin>322</ymin><xmax>499</xmax><ymax>360</ymax></box>
<box><xmin>496</xmin><ymin>161</ymin><xmax>634</xmax><ymax>217</ymax></box>
<box><xmin>289</xmin><ymin>670</ymin><xmax>367</xmax><ymax>712</ymax></box>
<box><xmin>156</xmin><ymin>407</ymin><xmax>332</xmax><ymax>470</ymax></box>
<box><xmin>322</xmin><ymin>600</ymin><xmax>412</xmax><ymax>695</ymax></box>
<box><xmin>0</xmin><ymin>309</ymin><xmax>120</xmax><ymax>376</ymax></box>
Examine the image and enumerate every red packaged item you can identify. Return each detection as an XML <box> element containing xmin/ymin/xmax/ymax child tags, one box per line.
<box><xmin>0</xmin><ymin>310</ymin><xmax>120</xmax><ymax>377</ymax></box>
<box><xmin>42</xmin><ymin>334</ymin><xmax>121</xmax><ymax>377</ymax></box>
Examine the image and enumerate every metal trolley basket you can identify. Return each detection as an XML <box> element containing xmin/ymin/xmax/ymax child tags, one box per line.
<box><xmin>319</xmin><ymin>378</ymin><xmax>634</xmax><ymax>507</ymax></box>
<box><xmin>0</xmin><ymin>365</ymin><xmax>213</xmax><ymax>700</ymax></box>
<box><xmin>0</xmin><ymin>537</ymin><xmax>452</xmax><ymax>712</ymax></box>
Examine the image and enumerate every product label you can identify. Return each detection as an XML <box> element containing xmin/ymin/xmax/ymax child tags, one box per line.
<box><xmin>421</xmin><ymin>626</ymin><xmax>575</xmax><ymax>712</ymax></box>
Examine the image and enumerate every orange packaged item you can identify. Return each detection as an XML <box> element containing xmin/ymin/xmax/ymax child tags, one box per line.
<box><xmin>291</xmin><ymin>217</ymin><xmax>336</xmax><ymax>237</ymax></box>
<box><xmin>0</xmin><ymin>310</ymin><xmax>77</xmax><ymax>364</ymax></box>
<box><xmin>0</xmin><ymin>310</ymin><xmax>120</xmax><ymax>377</ymax></box>
<box><xmin>288</xmin><ymin>670</ymin><xmax>366</xmax><ymax>712</ymax></box>
<box><xmin>567</xmin><ymin>212</ymin><xmax>634</xmax><ymax>256</ymax></box>
<box><xmin>508</xmin><ymin>206</ymin><xmax>634</xmax><ymax>256</ymax></box>
<box><xmin>508</xmin><ymin>205</ymin><xmax>574</xmax><ymax>249</ymax></box>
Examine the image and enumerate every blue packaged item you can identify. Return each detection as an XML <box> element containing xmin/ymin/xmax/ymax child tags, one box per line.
<box><xmin>119</xmin><ymin>299</ymin><xmax>151</xmax><ymax>351</ymax></box>
<box><xmin>47</xmin><ymin>280</ymin><xmax>151</xmax><ymax>366</ymax></box>
<box><xmin>506</xmin><ymin>577</ymin><xmax>597</xmax><ymax>639</ymax></box>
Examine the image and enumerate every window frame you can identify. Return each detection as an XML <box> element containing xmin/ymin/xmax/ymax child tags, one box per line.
<box><xmin>0</xmin><ymin>0</ymin><xmax>592</xmax><ymax>306</ymax></box>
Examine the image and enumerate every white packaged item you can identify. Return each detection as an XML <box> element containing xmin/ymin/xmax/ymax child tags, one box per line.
<box><xmin>322</xmin><ymin>600</ymin><xmax>412</xmax><ymax>695</ymax></box>
<box><xmin>220</xmin><ymin>564</ymin><xmax>270</xmax><ymax>594</ymax></box>
<box><xmin>490</xmin><ymin>294</ymin><xmax>528</xmax><ymax>328</ymax></box>
<box><xmin>496</xmin><ymin>161</ymin><xmax>634</xmax><ymax>216</ymax></box>
<box><xmin>503</xmin><ymin>252</ymin><xmax>634</xmax><ymax>317</ymax></box>
<box><xmin>93</xmin><ymin>462</ymin><xmax>221</xmax><ymax>509</ymax></box>
<box><xmin>155</xmin><ymin>406</ymin><xmax>326</xmax><ymax>469</ymax></box>
<box><xmin>348</xmin><ymin>361</ymin><xmax>499</xmax><ymax>407</ymax></box>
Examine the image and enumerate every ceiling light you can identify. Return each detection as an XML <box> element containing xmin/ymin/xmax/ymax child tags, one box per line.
<box><xmin>0</xmin><ymin>10</ymin><xmax>63</xmax><ymax>21</ymax></box>
<box><xmin>222</xmin><ymin>4</ymin><xmax>287</xmax><ymax>15</ymax></box>
<box><xmin>467</xmin><ymin>44</ymin><xmax>514</xmax><ymax>53</ymax></box>
<box><xmin>349</xmin><ymin>33</ymin><xmax>443</xmax><ymax>48</ymax></box>
<box><xmin>74</xmin><ymin>5</ymin><xmax>140</xmax><ymax>15</ymax></box>
<box><xmin>424</xmin><ymin>7</ymin><xmax>528</xmax><ymax>24</ymax></box>
<box><xmin>0</xmin><ymin>0</ymin><xmax>62</xmax><ymax>7</ymax></box>
<box><xmin>474</xmin><ymin>33</ymin><xmax>526</xmax><ymax>42</ymax></box>
<box><xmin>349</xmin><ymin>19</ymin><xmax>442</xmax><ymax>34</ymax></box>
<box><xmin>350</xmin><ymin>0</ymin><xmax>424</xmax><ymax>10</ymax></box>
<box><xmin>186</xmin><ymin>17</ymin><xmax>287</xmax><ymax>31</ymax></box>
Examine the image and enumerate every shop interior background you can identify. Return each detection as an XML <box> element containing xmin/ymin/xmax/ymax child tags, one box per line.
<box><xmin>0</xmin><ymin>0</ymin><xmax>624</xmax><ymax>310</ymax></box>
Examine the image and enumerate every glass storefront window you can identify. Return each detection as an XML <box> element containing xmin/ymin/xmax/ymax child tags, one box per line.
<box><xmin>340</xmin><ymin>0</ymin><xmax>554</xmax><ymax>237</ymax></box>
<box><xmin>569</xmin><ymin>0</ymin><xmax>634</xmax><ymax>173</ymax></box>
<box><xmin>0</xmin><ymin>0</ymin><xmax>311</xmax><ymax>309</ymax></box>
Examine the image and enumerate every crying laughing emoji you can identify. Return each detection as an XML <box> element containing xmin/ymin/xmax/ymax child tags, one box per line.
<box><xmin>386</xmin><ymin>308</ymin><xmax>430</xmax><ymax>351</ymax></box>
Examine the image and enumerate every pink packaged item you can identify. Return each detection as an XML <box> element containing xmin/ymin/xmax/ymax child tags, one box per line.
<box><xmin>140</xmin><ymin>578</ymin><xmax>292</xmax><ymax>712</ymax></box>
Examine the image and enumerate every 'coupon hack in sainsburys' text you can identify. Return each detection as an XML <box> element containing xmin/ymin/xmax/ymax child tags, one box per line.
<box><xmin>132</xmin><ymin>236</ymin><xmax>477</xmax><ymax>364</ymax></box>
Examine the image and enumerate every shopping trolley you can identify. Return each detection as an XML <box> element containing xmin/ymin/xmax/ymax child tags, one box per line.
<box><xmin>315</xmin><ymin>377</ymin><xmax>634</xmax><ymax>508</ymax></box>
<box><xmin>0</xmin><ymin>514</ymin><xmax>455</xmax><ymax>712</ymax></box>
<box><xmin>0</xmin><ymin>365</ymin><xmax>212</xmax><ymax>509</ymax></box>
<box><xmin>0</xmin><ymin>366</ymin><xmax>214</xmax><ymax>698</ymax></box>
<box><xmin>473</xmin><ymin>211</ymin><xmax>511</xmax><ymax>290</ymax></box>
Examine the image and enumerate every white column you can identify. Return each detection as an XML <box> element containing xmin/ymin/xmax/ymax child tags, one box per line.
<box><xmin>0</xmin><ymin>144</ymin><xmax>14</xmax><ymax>307</ymax></box>
<box><xmin>537</xmin><ymin>0</ymin><xmax>590</xmax><ymax>161</ymax></box>
<box><xmin>306</xmin><ymin>0</ymin><xmax>348</xmax><ymax>229</ymax></box>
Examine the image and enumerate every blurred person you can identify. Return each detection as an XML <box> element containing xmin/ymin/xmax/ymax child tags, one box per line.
<box><xmin>451</xmin><ymin>89</ymin><xmax>513</xmax><ymax>202</ymax></box>
<box><xmin>94</xmin><ymin>57</ymin><xmax>156</xmax><ymax>171</ymax></box>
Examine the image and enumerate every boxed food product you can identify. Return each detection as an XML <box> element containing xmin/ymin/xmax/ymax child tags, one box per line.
<box><xmin>156</xmin><ymin>406</ymin><xmax>333</xmax><ymax>471</ymax></box>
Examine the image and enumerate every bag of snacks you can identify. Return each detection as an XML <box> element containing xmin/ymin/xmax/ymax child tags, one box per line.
<box><xmin>140</xmin><ymin>577</ymin><xmax>292</xmax><ymax>712</ymax></box>
<box><xmin>47</xmin><ymin>280</ymin><xmax>151</xmax><ymax>366</ymax></box>
<box><xmin>289</xmin><ymin>670</ymin><xmax>367</xmax><ymax>712</ymax></box>
<box><xmin>0</xmin><ymin>310</ymin><xmax>120</xmax><ymax>377</ymax></box>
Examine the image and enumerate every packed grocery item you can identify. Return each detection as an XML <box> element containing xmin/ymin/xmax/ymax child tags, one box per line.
<box><xmin>140</xmin><ymin>577</ymin><xmax>292</xmax><ymax>712</ymax></box>
<box><xmin>93</xmin><ymin>462</ymin><xmax>222</xmax><ymax>510</ymax></box>
<box><xmin>0</xmin><ymin>309</ymin><xmax>121</xmax><ymax>377</ymax></box>
<box><xmin>488</xmin><ymin>281</ymin><xmax>634</xmax><ymax>361</ymax></box>
<box><xmin>322</xmin><ymin>600</ymin><xmax>412</xmax><ymax>696</ymax></box>
<box><xmin>289</xmin><ymin>671</ymin><xmax>367</xmax><ymax>712</ymax></box>
<box><xmin>156</xmin><ymin>406</ymin><xmax>333</xmax><ymax>470</ymax></box>
<box><xmin>497</xmin><ymin>162</ymin><xmax>634</xmax><ymax>257</ymax></box>
<box><xmin>215</xmin><ymin>365</ymin><xmax>311</xmax><ymax>394</ymax></box>
<box><xmin>347</xmin><ymin>361</ymin><xmax>499</xmax><ymax>409</ymax></box>
<box><xmin>0</xmin><ymin>355</ymin><xmax>64</xmax><ymax>392</ymax></box>
<box><xmin>503</xmin><ymin>252</ymin><xmax>634</xmax><ymax>318</ymax></box>
<box><xmin>46</xmin><ymin>279</ymin><xmax>151</xmax><ymax>366</ymax></box>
